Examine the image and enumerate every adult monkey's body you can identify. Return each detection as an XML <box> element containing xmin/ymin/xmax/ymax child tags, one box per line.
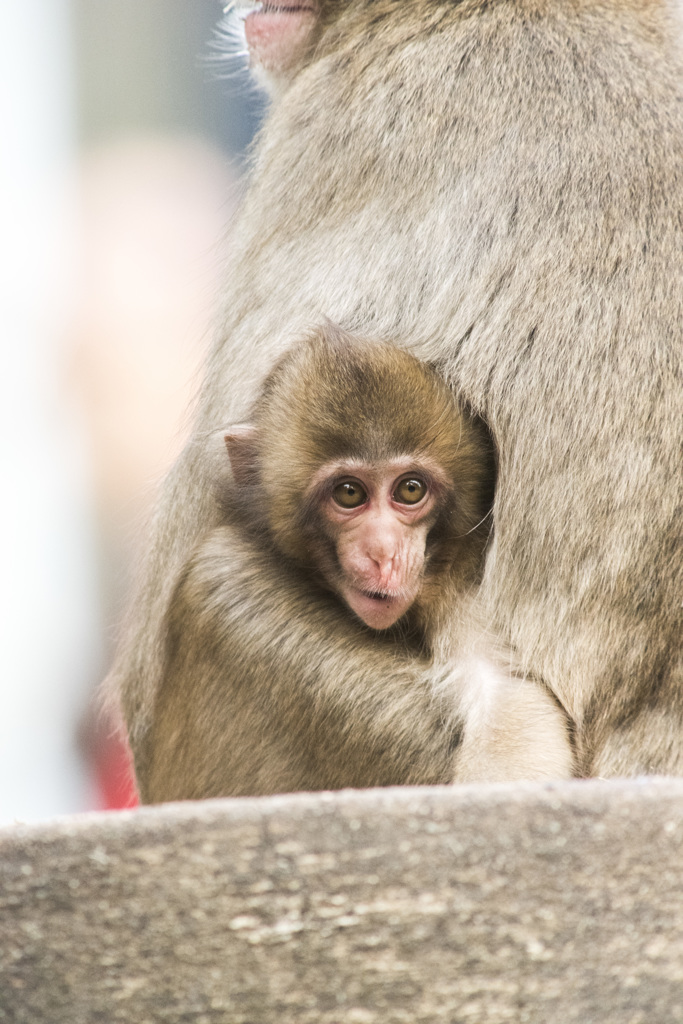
<box><xmin>112</xmin><ymin>0</ymin><xmax>683</xmax><ymax>801</ymax></box>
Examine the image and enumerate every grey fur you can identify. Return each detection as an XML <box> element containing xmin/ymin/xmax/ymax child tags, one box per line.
<box><xmin>109</xmin><ymin>0</ymin><xmax>683</xmax><ymax>797</ymax></box>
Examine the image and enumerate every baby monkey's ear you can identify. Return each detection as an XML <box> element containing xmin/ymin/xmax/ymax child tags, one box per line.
<box><xmin>224</xmin><ymin>424</ymin><xmax>260</xmax><ymax>486</ymax></box>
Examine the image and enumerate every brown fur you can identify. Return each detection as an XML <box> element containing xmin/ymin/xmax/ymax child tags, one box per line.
<box><xmin>111</xmin><ymin>0</ymin><xmax>682</xmax><ymax>799</ymax></box>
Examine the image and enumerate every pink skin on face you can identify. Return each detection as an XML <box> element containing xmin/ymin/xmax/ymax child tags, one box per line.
<box><xmin>244</xmin><ymin>2</ymin><xmax>318</xmax><ymax>74</ymax></box>
<box><xmin>316</xmin><ymin>459</ymin><xmax>444</xmax><ymax>630</ymax></box>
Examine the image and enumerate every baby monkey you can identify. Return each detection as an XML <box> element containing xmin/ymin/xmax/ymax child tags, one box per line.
<box><xmin>224</xmin><ymin>324</ymin><xmax>494</xmax><ymax>639</ymax></box>
<box><xmin>223</xmin><ymin>325</ymin><xmax>573</xmax><ymax>782</ymax></box>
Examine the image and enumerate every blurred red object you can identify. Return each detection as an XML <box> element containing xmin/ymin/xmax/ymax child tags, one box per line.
<box><xmin>90</xmin><ymin>721</ymin><xmax>139</xmax><ymax>810</ymax></box>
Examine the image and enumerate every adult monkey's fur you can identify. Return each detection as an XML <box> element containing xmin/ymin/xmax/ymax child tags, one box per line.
<box><xmin>111</xmin><ymin>0</ymin><xmax>683</xmax><ymax>800</ymax></box>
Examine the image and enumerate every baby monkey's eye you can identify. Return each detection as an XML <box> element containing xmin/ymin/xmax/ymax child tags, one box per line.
<box><xmin>394</xmin><ymin>477</ymin><xmax>427</xmax><ymax>505</ymax></box>
<box><xmin>333</xmin><ymin>480</ymin><xmax>368</xmax><ymax>509</ymax></box>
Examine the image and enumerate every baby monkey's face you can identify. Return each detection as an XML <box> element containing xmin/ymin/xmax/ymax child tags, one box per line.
<box><xmin>306</xmin><ymin>456</ymin><xmax>446</xmax><ymax>630</ymax></box>
<box><xmin>224</xmin><ymin>328</ymin><xmax>495</xmax><ymax>634</ymax></box>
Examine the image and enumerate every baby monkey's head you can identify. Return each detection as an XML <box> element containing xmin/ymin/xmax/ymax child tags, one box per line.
<box><xmin>225</xmin><ymin>324</ymin><xmax>495</xmax><ymax>630</ymax></box>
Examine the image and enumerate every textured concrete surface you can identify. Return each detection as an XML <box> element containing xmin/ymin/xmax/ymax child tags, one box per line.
<box><xmin>1</xmin><ymin>779</ymin><xmax>683</xmax><ymax>1023</ymax></box>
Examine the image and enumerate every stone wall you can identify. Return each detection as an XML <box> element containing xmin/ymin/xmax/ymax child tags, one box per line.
<box><xmin>2</xmin><ymin>779</ymin><xmax>683</xmax><ymax>1023</ymax></box>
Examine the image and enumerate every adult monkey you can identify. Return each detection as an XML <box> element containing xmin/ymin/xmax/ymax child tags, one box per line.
<box><xmin>111</xmin><ymin>0</ymin><xmax>683</xmax><ymax>800</ymax></box>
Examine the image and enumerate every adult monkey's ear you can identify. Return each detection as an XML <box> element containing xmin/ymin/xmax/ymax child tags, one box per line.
<box><xmin>224</xmin><ymin>424</ymin><xmax>260</xmax><ymax>486</ymax></box>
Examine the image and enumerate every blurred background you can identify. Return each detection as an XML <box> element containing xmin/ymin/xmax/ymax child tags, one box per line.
<box><xmin>0</xmin><ymin>1</ymin><xmax>262</xmax><ymax>825</ymax></box>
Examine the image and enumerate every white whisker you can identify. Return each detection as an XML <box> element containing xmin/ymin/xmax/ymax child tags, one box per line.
<box><xmin>207</xmin><ymin>3</ymin><xmax>263</xmax><ymax>95</ymax></box>
<box><xmin>456</xmin><ymin>505</ymin><xmax>494</xmax><ymax>538</ymax></box>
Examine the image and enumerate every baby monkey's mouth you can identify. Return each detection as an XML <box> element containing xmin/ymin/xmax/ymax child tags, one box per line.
<box><xmin>340</xmin><ymin>583</ymin><xmax>416</xmax><ymax>630</ymax></box>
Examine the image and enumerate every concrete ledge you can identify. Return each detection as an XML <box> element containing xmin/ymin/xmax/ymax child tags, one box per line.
<box><xmin>2</xmin><ymin>779</ymin><xmax>683</xmax><ymax>1023</ymax></box>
